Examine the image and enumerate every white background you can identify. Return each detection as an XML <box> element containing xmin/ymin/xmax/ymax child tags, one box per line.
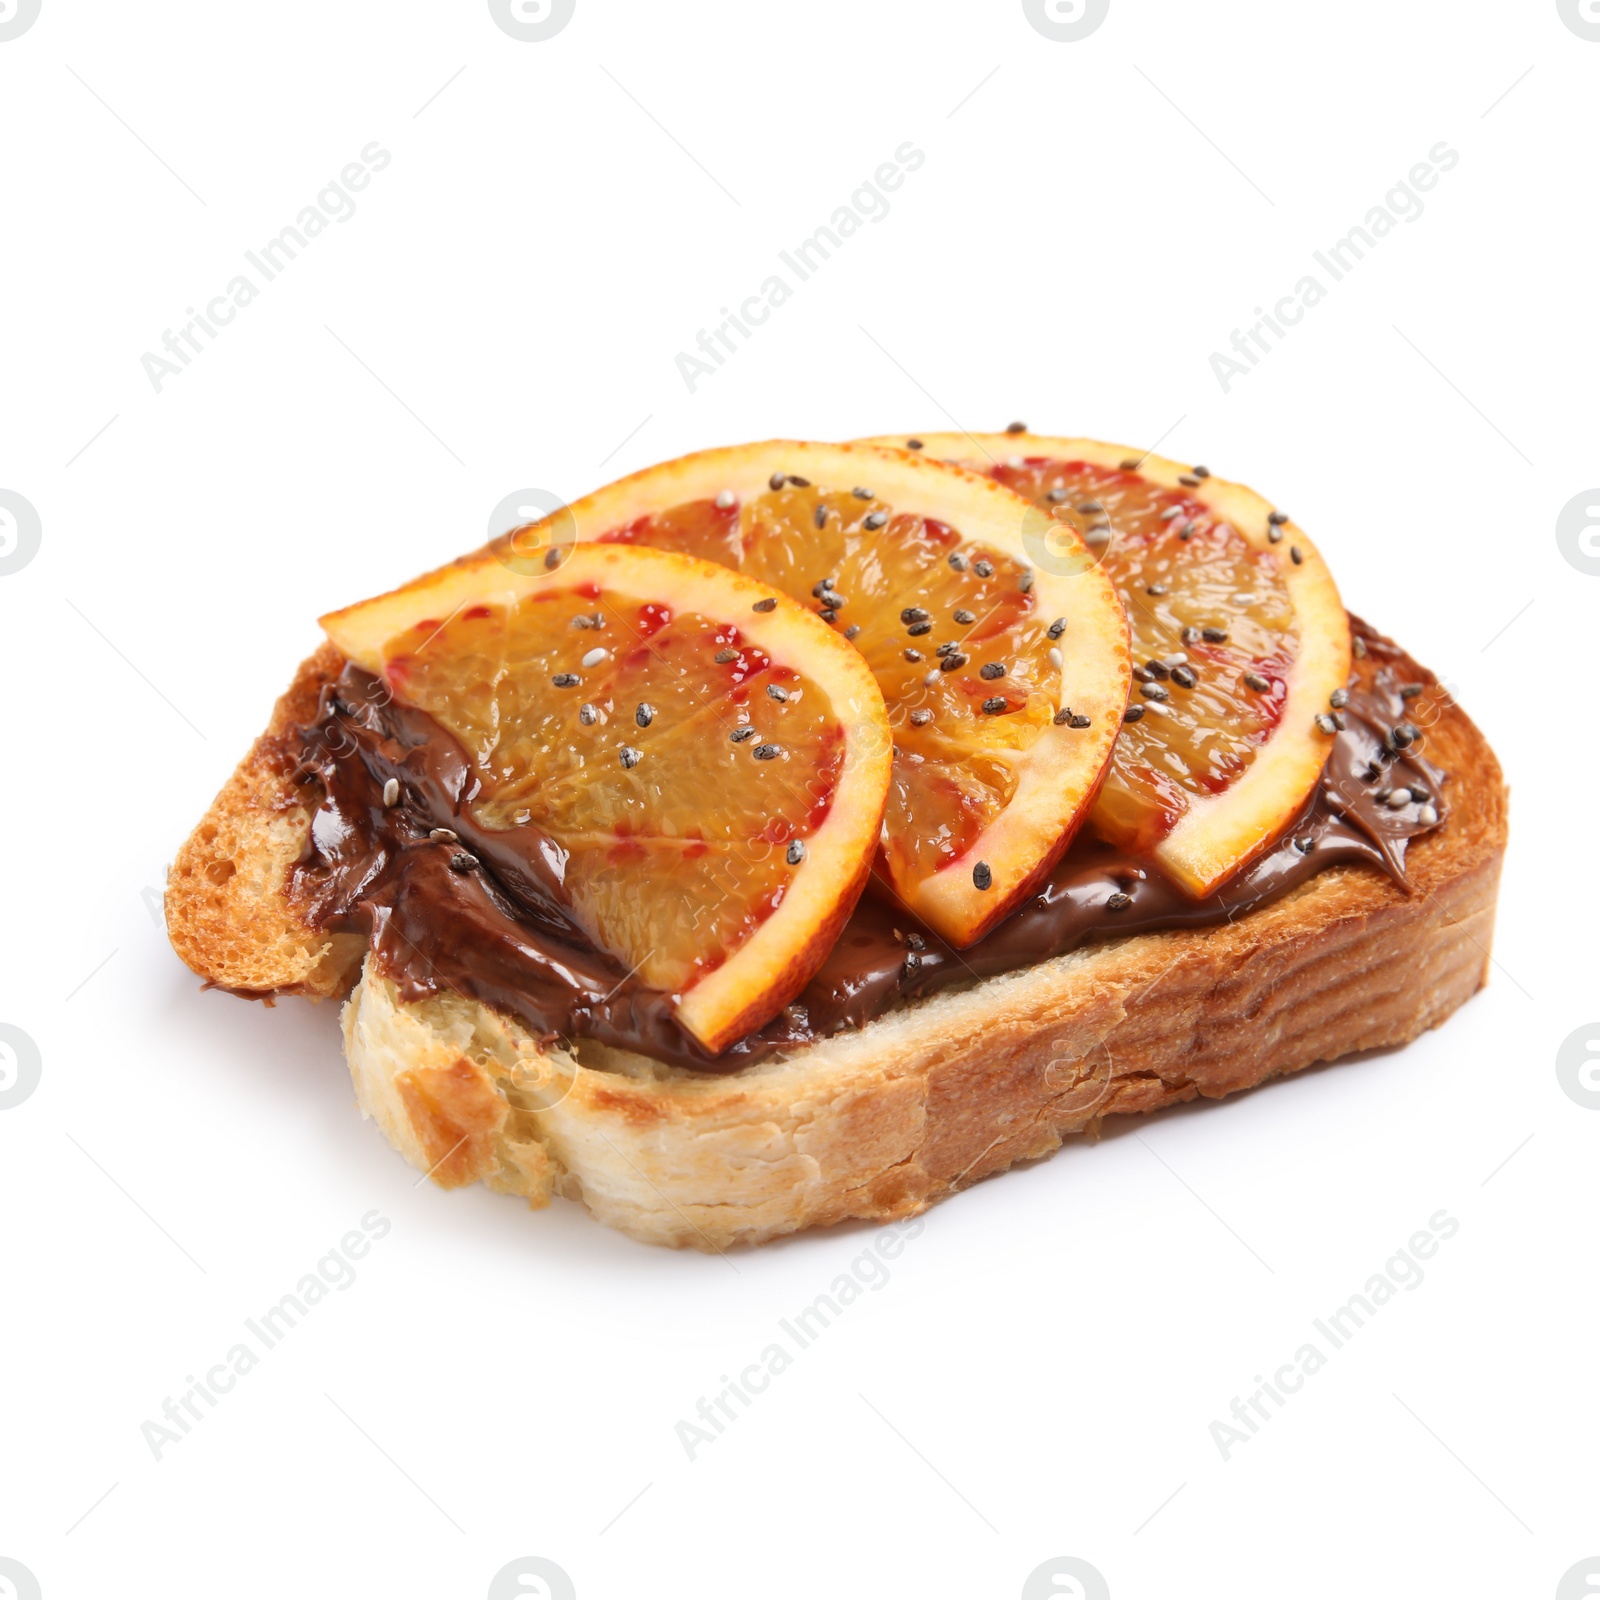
<box><xmin>1</xmin><ymin>1</ymin><xmax>1595</xmax><ymax>1596</ymax></box>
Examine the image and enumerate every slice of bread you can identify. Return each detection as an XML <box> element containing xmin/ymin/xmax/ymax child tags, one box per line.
<box><xmin>168</xmin><ymin>631</ymin><xmax>1507</xmax><ymax>1250</ymax></box>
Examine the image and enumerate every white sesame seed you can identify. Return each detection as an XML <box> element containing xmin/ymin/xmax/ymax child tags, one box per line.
<box><xmin>715</xmin><ymin>489</ymin><xmax>736</xmax><ymax>509</ymax></box>
<box><xmin>1048</xmin><ymin>647</ymin><xmax>1063</xmax><ymax>669</ymax></box>
<box><xmin>581</xmin><ymin>647</ymin><xmax>607</xmax><ymax>668</ymax></box>
<box><xmin>1418</xmin><ymin>804</ymin><xmax>1439</xmax><ymax>825</ymax></box>
<box><xmin>924</xmin><ymin>670</ymin><xmax>940</xmax><ymax>687</ymax></box>
<box><xmin>382</xmin><ymin>778</ymin><xmax>400</xmax><ymax>807</ymax></box>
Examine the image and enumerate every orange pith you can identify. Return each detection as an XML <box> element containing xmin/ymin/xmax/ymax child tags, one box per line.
<box><xmin>527</xmin><ymin>441</ymin><xmax>1130</xmax><ymax>946</ymax></box>
<box><xmin>859</xmin><ymin>434</ymin><xmax>1351</xmax><ymax>897</ymax></box>
<box><xmin>321</xmin><ymin>543</ymin><xmax>892</xmax><ymax>1053</ymax></box>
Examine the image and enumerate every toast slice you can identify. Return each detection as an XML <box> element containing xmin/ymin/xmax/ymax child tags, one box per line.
<box><xmin>168</xmin><ymin>630</ymin><xmax>1507</xmax><ymax>1250</ymax></box>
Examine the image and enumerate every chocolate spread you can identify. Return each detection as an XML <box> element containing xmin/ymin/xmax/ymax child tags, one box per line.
<box><xmin>288</xmin><ymin>617</ymin><xmax>1446</xmax><ymax>1072</ymax></box>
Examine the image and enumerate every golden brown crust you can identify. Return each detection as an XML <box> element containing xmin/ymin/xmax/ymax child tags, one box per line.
<box><xmin>165</xmin><ymin>642</ymin><xmax>365</xmax><ymax>999</ymax></box>
<box><xmin>168</xmin><ymin>633</ymin><xmax>1507</xmax><ymax>1249</ymax></box>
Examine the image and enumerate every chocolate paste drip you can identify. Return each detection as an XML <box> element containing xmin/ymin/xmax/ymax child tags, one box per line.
<box><xmin>289</xmin><ymin>617</ymin><xmax>1447</xmax><ymax>1073</ymax></box>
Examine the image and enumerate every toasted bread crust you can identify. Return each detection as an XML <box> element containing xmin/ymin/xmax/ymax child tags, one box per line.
<box><xmin>166</xmin><ymin>642</ymin><xmax>366</xmax><ymax>1000</ymax></box>
<box><xmin>168</xmin><ymin>634</ymin><xmax>1508</xmax><ymax>1249</ymax></box>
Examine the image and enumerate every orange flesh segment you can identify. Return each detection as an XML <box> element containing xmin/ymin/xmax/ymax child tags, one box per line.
<box><xmin>600</xmin><ymin>484</ymin><xmax>1063</xmax><ymax>891</ymax></box>
<box><xmin>991</xmin><ymin>459</ymin><xmax>1297</xmax><ymax>854</ymax></box>
<box><xmin>382</xmin><ymin>592</ymin><xmax>845</xmax><ymax>997</ymax></box>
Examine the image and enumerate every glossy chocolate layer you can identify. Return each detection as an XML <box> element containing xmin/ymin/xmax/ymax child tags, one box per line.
<box><xmin>289</xmin><ymin>617</ymin><xmax>1446</xmax><ymax>1072</ymax></box>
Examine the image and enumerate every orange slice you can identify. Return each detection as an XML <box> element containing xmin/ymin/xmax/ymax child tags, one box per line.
<box><xmin>488</xmin><ymin>441</ymin><xmax>1130</xmax><ymax>947</ymax></box>
<box><xmin>320</xmin><ymin>543</ymin><xmax>891</xmax><ymax>1053</ymax></box>
<box><xmin>860</xmin><ymin>433</ymin><xmax>1351</xmax><ymax>897</ymax></box>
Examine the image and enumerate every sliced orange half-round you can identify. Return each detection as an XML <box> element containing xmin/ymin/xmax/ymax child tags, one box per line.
<box><xmin>861</xmin><ymin>432</ymin><xmax>1351</xmax><ymax>898</ymax></box>
<box><xmin>321</xmin><ymin>543</ymin><xmax>891</xmax><ymax>1053</ymax></box>
<box><xmin>485</xmin><ymin>441</ymin><xmax>1131</xmax><ymax>947</ymax></box>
